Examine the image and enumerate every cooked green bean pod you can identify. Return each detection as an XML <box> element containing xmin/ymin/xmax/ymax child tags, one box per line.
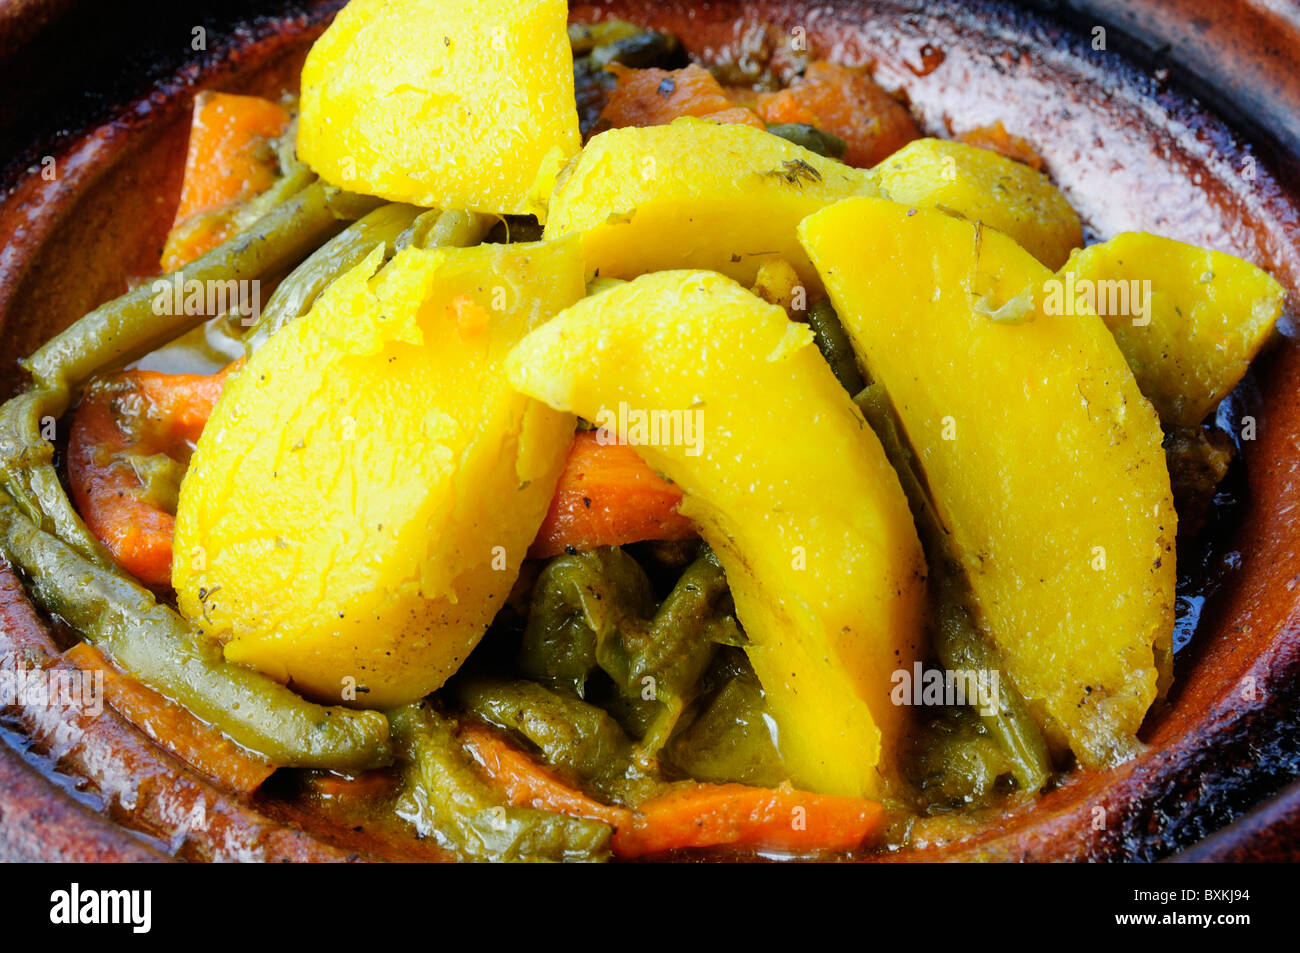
<box><xmin>389</xmin><ymin>703</ymin><xmax>611</xmax><ymax>862</ymax></box>
<box><xmin>663</xmin><ymin>648</ymin><xmax>786</xmax><ymax>787</ymax></box>
<box><xmin>808</xmin><ymin>299</ymin><xmax>866</xmax><ymax>393</ymax></box>
<box><xmin>519</xmin><ymin>546</ymin><xmax>738</xmax><ymax>753</ymax></box>
<box><xmin>398</xmin><ymin>207</ymin><xmax>493</xmax><ymax>251</ymax></box>
<box><xmin>0</xmin><ymin>180</ymin><xmax>395</xmax><ymax>771</ymax></box>
<box><xmin>611</xmin><ymin>547</ymin><xmax>738</xmax><ymax>752</ymax></box>
<box><xmin>766</xmin><ymin>123</ymin><xmax>848</xmax><ymax>160</ymax></box>
<box><xmin>519</xmin><ymin>546</ymin><xmax>655</xmax><ymax>697</ymax></box>
<box><xmin>0</xmin><ymin>181</ymin><xmax>381</xmax><ymax>566</ymax></box>
<box><xmin>244</xmin><ymin>205</ymin><xmax>492</xmax><ymax>353</ymax></box>
<box><xmin>0</xmin><ymin>489</ymin><xmax>392</xmax><ymax>770</ymax></box>
<box><xmin>455</xmin><ymin>677</ymin><xmax>656</xmax><ymax>806</ymax></box>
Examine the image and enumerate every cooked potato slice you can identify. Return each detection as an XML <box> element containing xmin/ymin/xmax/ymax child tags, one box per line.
<box><xmin>173</xmin><ymin>238</ymin><xmax>584</xmax><ymax>708</ymax></box>
<box><xmin>506</xmin><ymin>270</ymin><xmax>927</xmax><ymax>798</ymax></box>
<box><xmin>298</xmin><ymin>0</ymin><xmax>579</xmax><ymax>218</ymax></box>
<box><xmin>1059</xmin><ymin>232</ymin><xmax>1286</xmax><ymax>427</ymax></box>
<box><xmin>871</xmin><ymin>138</ymin><xmax>1082</xmax><ymax>269</ymax></box>
<box><xmin>543</xmin><ymin>118</ymin><xmax>879</xmax><ymax>289</ymax></box>
<box><xmin>801</xmin><ymin>198</ymin><xmax>1175</xmax><ymax>768</ymax></box>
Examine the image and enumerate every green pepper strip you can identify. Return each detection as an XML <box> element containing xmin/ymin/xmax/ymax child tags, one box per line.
<box><xmin>0</xmin><ymin>180</ymin><xmax>394</xmax><ymax>770</ymax></box>
<box><xmin>388</xmin><ymin>703</ymin><xmax>611</xmax><ymax>862</ymax></box>
<box><xmin>0</xmin><ymin>489</ymin><xmax>391</xmax><ymax>770</ymax></box>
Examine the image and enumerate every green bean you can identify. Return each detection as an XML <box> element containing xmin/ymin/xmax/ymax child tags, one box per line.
<box><xmin>931</xmin><ymin>578</ymin><xmax>1050</xmax><ymax>794</ymax></box>
<box><xmin>612</xmin><ymin>548</ymin><xmax>738</xmax><ymax>752</ymax></box>
<box><xmin>0</xmin><ymin>180</ymin><xmax>395</xmax><ymax>771</ymax></box>
<box><xmin>519</xmin><ymin>547</ymin><xmax>738</xmax><ymax>752</ymax></box>
<box><xmin>399</xmin><ymin>208</ymin><xmax>493</xmax><ymax>251</ymax></box>
<box><xmin>243</xmin><ymin>202</ymin><xmax>424</xmax><ymax>352</ymax></box>
<box><xmin>243</xmin><ymin>206</ymin><xmax>493</xmax><ymax>353</ymax></box>
<box><xmin>0</xmin><ymin>181</ymin><xmax>381</xmax><ymax>565</ymax></box>
<box><xmin>484</xmin><ymin>215</ymin><xmax>546</xmax><ymax>245</ymax></box>
<box><xmin>854</xmin><ymin>382</ymin><xmax>1051</xmax><ymax>792</ymax></box>
<box><xmin>588</xmin><ymin>30</ymin><xmax>685</xmax><ymax>69</ymax></box>
<box><xmin>519</xmin><ymin>546</ymin><xmax>655</xmax><ymax>697</ymax></box>
<box><xmin>766</xmin><ymin>123</ymin><xmax>848</xmax><ymax>160</ymax></box>
<box><xmin>23</xmin><ymin>180</ymin><xmax>376</xmax><ymax>391</ymax></box>
<box><xmin>0</xmin><ymin>489</ymin><xmax>392</xmax><ymax>770</ymax></box>
<box><xmin>455</xmin><ymin>677</ymin><xmax>655</xmax><ymax>806</ymax></box>
<box><xmin>808</xmin><ymin>299</ymin><xmax>866</xmax><ymax>394</ymax></box>
<box><xmin>663</xmin><ymin>649</ymin><xmax>786</xmax><ymax>787</ymax></box>
<box><xmin>389</xmin><ymin>703</ymin><xmax>611</xmax><ymax>862</ymax></box>
<box><xmin>568</xmin><ymin>19</ymin><xmax>643</xmax><ymax>56</ymax></box>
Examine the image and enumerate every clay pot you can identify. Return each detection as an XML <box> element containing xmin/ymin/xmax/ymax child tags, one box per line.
<box><xmin>0</xmin><ymin>0</ymin><xmax>1297</xmax><ymax>861</ymax></box>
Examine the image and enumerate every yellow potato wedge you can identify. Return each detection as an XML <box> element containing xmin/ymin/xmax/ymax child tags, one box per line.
<box><xmin>298</xmin><ymin>0</ymin><xmax>579</xmax><ymax>218</ymax></box>
<box><xmin>173</xmin><ymin>238</ymin><xmax>584</xmax><ymax>708</ymax></box>
<box><xmin>1058</xmin><ymin>232</ymin><xmax>1286</xmax><ymax>427</ymax></box>
<box><xmin>871</xmin><ymin>138</ymin><xmax>1082</xmax><ymax>269</ymax></box>
<box><xmin>506</xmin><ymin>269</ymin><xmax>927</xmax><ymax>798</ymax></box>
<box><xmin>544</xmin><ymin>118</ymin><xmax>879</xmax><ymax>289</ymax></box>
<box><xmin>800</xmin><ymin>198</ymin><xmax>1175</xmax><ymax>768</ymax></box>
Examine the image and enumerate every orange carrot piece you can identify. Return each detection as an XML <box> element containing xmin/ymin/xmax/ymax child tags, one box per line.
<box><xmin>612</xmin><ymin>782</ymin><xmax>885</xmax><ymax>858</ymax></box>
<box><xmin>599</xmin><ymin>63</ymin><xmax>764</xmax><ymax>130</ymax></box>
<box><xmin>957</xmin><ymin>121</ymin><xmax>1045</xmax><ymax>170</ymax></box>
<box><xmin>461</xmin><ymin>722</ymin><xmax>882</xmax><ymax>858</ymax></box>
<box><xmin>66</xmin><ymin>363</ymin><xmax>237</xmax><ymax>587</ymax></box>
<box><xmin>161</xmin><ymin>91</ymin><xmax>290</xmax><ymax>271</ymax></box>
<box><xmin>65</xmin><ymin>642</ymin><xmax>274</xmax><ymax>794</ymax></box>
<box><xmin>697</xmin><ymin>106</ymin><xmax>767</xmax><ymax>129</ymax></box>
<box><xmin>756</xmin><ymin>61</ymin><xmax>919</xmax><ymax>167</ymax></box>
<box><xmin>460</xmin><ymin>721</ymin><xmax>632</xmax><ymax>828</ymax></box>
<box><xmin>529</xmin><ymin>430</ymin><xmax>697</xmax><ymax>559</ymax></box>
<box><xmin>308</xmin><ymin>770</ymin><xmax>398</xmax><ymax>803</ymax></box>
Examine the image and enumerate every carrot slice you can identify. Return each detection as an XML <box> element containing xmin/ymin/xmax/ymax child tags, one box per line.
<box><xmin>756</xmin><ymin>61</ymin><xmax>919</xmax><ymax>167</ymax></box>
<box><xmin>957</xmin><ymin>121</ymin><xmax>1045</xmax><ymax>170</ymax></box>
<box><xmin>529</xmin><ymin>430</ymin><xmax>697</xmax><ymax>559</ymax></box>
<box><xmin>64</xmin><ymin>642</ymin><xmax>274</xmax><ymax>794</ymax></box>
<box><xmin>599</xmin><ymin>63</ymin><xmax>764</xmax><ymax>129</ymax></box>
<box><xmin>308</xmin><ymin>770</ymin><xmax>398</xmax><ymax>803</ymax></box>
<box><xmin>66</xmin><ymin>363</ymin><xmax>237</xmax><ymax>587</ymax></box>
<box><xmin>161</xmin><ymin>92</ymin><xmax>291</xmax><ymax>271</ymax></box>
<box><xmin>612</xmin><ymin>782</ymin><xmax>885</xmax><ymax>858</ymax></box>
<box><xmin>461</xmin><ymin>720</ymin><xmax>882</xmax><ymax>858</ymax></box>
<box><xmin>460</xmin><ymin>721</ymin><xmax>632</xmax><ymax>828</ymax></box>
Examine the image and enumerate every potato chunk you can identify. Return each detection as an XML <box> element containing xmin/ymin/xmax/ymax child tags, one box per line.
<box><xmin>298</xmin><ymin>0</ymin><xmax>579</xmax><ymax>218</ymax></box>
<box><xmin>1059</xmin><ymin>232</ymin><xmax>1286</xmax><ymax>427</ymax></box>
<box><xmin>801</xmin><ymin>198</ymin><xmax>1175</xmax><ymax>768</ymax></box>
<box><xmin>543</xmin><ymin>118</ymin><xmax>879</xmax><ymax>289</ymax></box>
<box><xmin>871</xmin><ymin>138</ymin><xmax>1082</xmax><ymax>268</ymax></box>
<box><xmin>506</xmin><ymin>270</ymin><xmax>927</xmax><ymax>798</ymax></box>
<box><xmin>173</xmin><ymin>239</ymin><xmax>584</xmax><ymax>708</ymax></box>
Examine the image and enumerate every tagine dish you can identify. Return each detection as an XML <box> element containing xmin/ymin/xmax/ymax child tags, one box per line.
<box><xmin>0</xmin><ymin>0</ymin><xmax>1292</xmax><ymax>862</ymax></box>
